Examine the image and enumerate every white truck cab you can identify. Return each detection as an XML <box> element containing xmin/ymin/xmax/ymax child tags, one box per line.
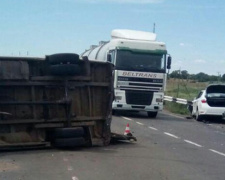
<box><xmin>81</xmin><ymin>29</ymin><xmax>171</xmax><ymax>118</ymax></box>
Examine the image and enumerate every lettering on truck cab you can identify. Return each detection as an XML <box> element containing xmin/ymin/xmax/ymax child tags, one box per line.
<box><xmin>120</xmin><ymin>71</ymin><xmax>163</xmax><ymax>79</ymax></box>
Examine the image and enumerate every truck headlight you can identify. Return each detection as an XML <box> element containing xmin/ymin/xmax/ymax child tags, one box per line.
<box><xmin>115</xmin><ymin>96</ymin><xmax>122</xmax><ymax>101</ymax></box>
<box><xmin>156</xmin><ymin>98</ymin><xmax>163</xmax><ymax>102</ymax></box>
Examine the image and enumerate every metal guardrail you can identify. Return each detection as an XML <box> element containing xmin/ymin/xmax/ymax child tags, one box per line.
<box><xmin>164</xmin><ymin>96</ymin><xmax>193</xmax><ymax>105</ymax></box>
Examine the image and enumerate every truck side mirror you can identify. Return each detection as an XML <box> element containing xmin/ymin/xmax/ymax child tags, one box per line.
<box><xmin>107</xmin><ymin>54</ymin><xmax>112</xmax><ymax>62</ymax></box>
<box><xmin>167</xmin><ymin>56</ymin><xmax>172</xmax><ymax>69</ymax></box>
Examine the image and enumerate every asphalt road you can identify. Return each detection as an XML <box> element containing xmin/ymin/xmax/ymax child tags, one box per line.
<box><xmin>1</xmin><ymin>111</ymin><xmax>225</xmax><ymax>180</ymax></box>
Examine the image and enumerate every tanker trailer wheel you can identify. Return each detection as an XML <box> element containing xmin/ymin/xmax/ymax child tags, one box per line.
<box><xmin>54</xmin><ymin>137</ymin><xmax>85</xmax><ymax>147</ymax></box>
<box><xmin>147</xmin><ymin>111</ymin><xmax>158</xmax><ymax>118</ymax></box>
<box><xmin>50</xmin><ymin>64</ymin><xmax>81</xmax><ymax>76</ymax></box>
<box><xmin>53</xmin><ymin>127</ymin><xmax>85</xmax><ymax>139</ymax></box>
<box><xmin>47</xmin><ymin>53</ymin><xmax>80</xmax><ymax>65</ymax></box>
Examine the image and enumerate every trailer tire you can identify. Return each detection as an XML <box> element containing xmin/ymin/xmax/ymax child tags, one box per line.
<box><xmin>47</xmin><ymin>53</ymin><xmax>80</xmax><ymax>65</ymax></box>
<box><xmin>147</xmin><ymin>111</ymin><xmax>158</xmax><ymax>118</ymax></box>
<box><xmin>54</xmin><ymin>137</ymin><xmax>85</xmax><ymax>147</ymax></box>
<box><xmin>50</xmin><ymin>64</ymin><xmax>81</xmax><ymax>76</ymax></box>
<box><xmin>54</xmin><ymin>127</ymin><xmax>85</xmax><ymax>139</ymax></box>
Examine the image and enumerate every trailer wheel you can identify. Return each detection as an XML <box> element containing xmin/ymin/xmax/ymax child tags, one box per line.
<box><xmin>54</xmin><ymin>137</ymin><xmax>85</xmax><ymax>147</ymax></box>
<box><xmin>54</xmin><ymin>127</ymin><xmax>85</xmax><ymax>139</ymax></box>
<box><xmin>50</xmin><ymin>64</ymin><xmax>81</xmax><ymax>76</ymax></box>
<box><xmin>47</xmin><ymin>53</ymin><xmax>80</xmax><ymax>65</ymax></box>
<box><xmin>147</xmin><ymin>111</ymin><xmax>158</xmax><ymax>118</ymax></box>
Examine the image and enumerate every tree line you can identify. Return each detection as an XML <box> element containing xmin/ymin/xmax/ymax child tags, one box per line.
<box><xmin>169</xmin><ymin>70</ymin><xmax>225</xmax><ymax>82</ymax></box>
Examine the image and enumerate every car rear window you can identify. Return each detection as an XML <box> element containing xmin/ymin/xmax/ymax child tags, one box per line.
<box><xmin>207</xmin><ymin>93</ymin><xmax>225</xmax><ymax>98</ymax></box>
<box><xmin>206</xmin><ymin>85</ymin><xmax>225</xmax><ymax>93</ymax></box>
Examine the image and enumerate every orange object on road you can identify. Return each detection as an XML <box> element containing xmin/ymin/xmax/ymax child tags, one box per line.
<box><xmin>124</xmin><ymin>123</ymin><xmax>131</xmax><ymax>136</ymax></box>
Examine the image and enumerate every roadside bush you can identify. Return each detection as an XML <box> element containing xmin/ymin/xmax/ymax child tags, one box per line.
<box><xmin>164</xmin><ymin>102</ymin><xmax>190</xmax><ymax>115</ymax></box>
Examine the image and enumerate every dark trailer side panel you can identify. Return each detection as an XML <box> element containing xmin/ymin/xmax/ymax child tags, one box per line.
<box><xmin>0</xmin><ymin>55</ymin><xmax>114</xmax><ymax>150</ymax></box>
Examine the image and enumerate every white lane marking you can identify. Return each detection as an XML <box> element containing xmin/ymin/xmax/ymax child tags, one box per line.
<box><xmin>121</xmin><ymin>116</ymin><xmax>133</xmax><ymax>121</ymax></box>
<box><xmin>164</xmin><ymin>132</ymin><xmax>179</xmax><ymax>139</ymax></box>
<box><xmin>148</xmin><ymin>126</ymin><xmax>158</xmax><ymax>131</ymax></box>
<box><xmin>209</xmin><ymin>149</ymin><xmax>225</xmax><ymax>157</ymax></box>
<box><xmin>72</xmin><ymin>177</ymin><xmax>79</xmax><ymax>180</ymax></box>
<box><xmin>163</xmin><ymin>112</ymin><xmax>184</xmax><ymax>119</ymax></box>
<box><xmin>136</xmin><ymin>122</ymin><xmax>144</xmax><ymax>125</ymax></box>
<box><xmin>68</xmin><ymin>166</ymin><xmax>73</xmax><ymax>171</ymax></box>
<box><xmin>63</xmin><ymin>158</ymin><xmax>68</xmax><ymax>162</ymax></box>
<box><xmin>184</xmin><ymin>140</ymin><xmax>203</xmax><ymax>147</ymax></box>
<box><xmin>103</xmin><ymin>148</ymin><xmax>116</xmax><ymax>151</ymax></box>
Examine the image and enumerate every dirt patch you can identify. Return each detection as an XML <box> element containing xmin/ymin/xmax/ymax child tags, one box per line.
<box><xmin>0</xmin><ymin>161</ymin><xmax>19</xmax><ymax>172</ymax></box>
<box><xmin>0</xmin><ymin>139</ymin><xmax>7</xmax><ymax>144</ymax></box>
<box><xmin>0</xmin><ymin>132</ymin><xmax>32</xmax><ymax>143</ymax></box>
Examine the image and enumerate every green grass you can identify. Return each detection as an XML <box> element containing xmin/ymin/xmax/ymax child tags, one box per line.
<box><xmin>164</xmin><ymin>102</ymin><xmax>190</xmax><ymax>115</ymax></box>
<box><xmin>164</xmin><ymin>78</ymin><xmax>209</xmax><ymax>115</ymax></box>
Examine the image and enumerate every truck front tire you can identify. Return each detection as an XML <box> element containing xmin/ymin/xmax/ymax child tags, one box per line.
<box><xmin>147</xmin><ymin>111</ymin><xmax>158</xmax><ymax>118</ymax></box>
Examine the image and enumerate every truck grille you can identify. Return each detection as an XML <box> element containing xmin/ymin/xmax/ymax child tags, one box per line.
<box><xmin>125</xmin><ymin>90</ymin><xmax>153</xmax><ymax>105</ymax></box>
<box><xmin>118</xmin><ymin>77</ymin><xmax>163</xmax><ymax>91</ymax></box>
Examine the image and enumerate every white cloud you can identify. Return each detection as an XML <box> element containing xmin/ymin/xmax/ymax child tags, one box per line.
<box><xmin>80</xmin><ymin>0</ymin><xmax>163</xmax><ymax>4</ymax></box>
<box><xmin>194</xmin><ymin>59</ymin><xmax>206</xmax><ymax>64</ymax></box>
<box><xmin>179</xmin><ymin>43</ymin><xmax>185</xmax><ymax>46</ymax></box>
<box><xmin>172</xmin><ymin>60</ymin><xmax>183</xmax><ymax>70</ymax></box>
<box><xmin>179</xmin><ymin>43</ymin><xmax>193</xmax><ymax>47</ymax></box>
<box><xmin>171</xmin><ymin>58</ymin><xmax>225</xmax><ymax>75</ymax></box>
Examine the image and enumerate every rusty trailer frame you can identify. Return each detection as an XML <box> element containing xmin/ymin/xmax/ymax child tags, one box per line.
<box><xmin>0</xmin><ymin>55</ymin><xmax>114</xmax><ymax>149</ymax></box>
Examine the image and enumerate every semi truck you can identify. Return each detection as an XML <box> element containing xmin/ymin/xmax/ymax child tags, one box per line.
<box><xmin>81</xmin><ymin>29</ymin><xmax>172</xmax><ymax>118</ymax></box>
<box><xmin>0</xmin><ymin>53</ymin><xmax>135</xmax><ymax>150</ymax></box>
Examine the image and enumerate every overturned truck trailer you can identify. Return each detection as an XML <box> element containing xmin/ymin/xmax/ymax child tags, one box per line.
<box><xmin>0</xmin><ymin>54</ymin><xmax>115</xmax><ymax>150</ymax></box>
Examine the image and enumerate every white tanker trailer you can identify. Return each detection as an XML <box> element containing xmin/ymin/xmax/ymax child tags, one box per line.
<box><xmin>81</xmin><ymin>29</ymin><xmax>172</xmax><ymax>118</ymax></box>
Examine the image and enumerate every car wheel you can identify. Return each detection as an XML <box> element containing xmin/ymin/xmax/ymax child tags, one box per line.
<box><xmin>147</xmin><ymin>111</ymin><xmax>158</xmax><ymax>118</ymax></box>
<box><xmin>47</xmin><ymin>53</ymin><xmax>80</xmax><ymax>65</ymax></box>
<box><xmin>195</xmin><ymin>108</ymin><xmax>202</xmax><ymax>121</ymax></box>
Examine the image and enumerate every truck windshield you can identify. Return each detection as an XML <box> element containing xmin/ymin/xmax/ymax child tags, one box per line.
<box><xmin>115</xmin><ymin>50</ymin><xmax>166</xmax><ymax>73</ymax></box>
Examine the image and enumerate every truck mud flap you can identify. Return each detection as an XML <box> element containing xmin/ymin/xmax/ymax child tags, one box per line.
<box><xmin>110</xmin><ymin>132</ymin><xmax>137</xmax><ymax>143</ymax></box>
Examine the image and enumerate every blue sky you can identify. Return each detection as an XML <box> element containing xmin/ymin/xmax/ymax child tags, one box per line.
<box><xmin>0</xmin><ymin>0</ymin><xmax>224</xmax><ymax>75</ymax></box>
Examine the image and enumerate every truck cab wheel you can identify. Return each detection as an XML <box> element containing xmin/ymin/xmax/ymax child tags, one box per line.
<box><xmin>112</xmin><ymin>110</ymin><xmax>116</xmax><ymax>115</ymax></box>
<box><xmin>147</xmin><ymin>111</ymin><xmax>158</xmax><ymax>118</ymax></box>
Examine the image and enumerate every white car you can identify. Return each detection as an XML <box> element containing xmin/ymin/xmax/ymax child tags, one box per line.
<box><xmin>192</xmin><ymin>84</ymin><xmax>225</xmax><ymax>121</ymax></box>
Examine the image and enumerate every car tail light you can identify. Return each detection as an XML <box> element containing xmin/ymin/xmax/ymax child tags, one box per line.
<box><xmin>201</xmin><ymin>99</ymin><xmax>207</xmax><ymax>103</ymax></box>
